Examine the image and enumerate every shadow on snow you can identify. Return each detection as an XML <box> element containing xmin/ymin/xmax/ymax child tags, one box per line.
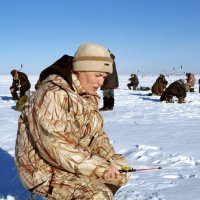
<box><xmin>131</xmin><ymin>93</ymin><xmax>160</xmax><ymax>102</ymax></box>
<box><xmin>0</xmin><ymin>148</ymin><xmax>43</xmax><ymax>200</ymax></box>
<box><xmin>0</xmin><ymin>96</ymin><xmax>12</xmax><ymax>101</ymax></box>
<box><xmin>0</xmin><ymin>96</ymin><xmax>17</xmax><ymax>111</ymax></box>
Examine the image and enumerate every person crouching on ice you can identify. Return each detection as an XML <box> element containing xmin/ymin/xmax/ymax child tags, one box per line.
<box><xmin>10</xmin><ymin>69</ymin><xmax>31</xmax><ymax>111</ymax></box>
<box><xmin>160</xmin><ymin>79</ymin><xmax>187</xmax><ymax>103</ymax></box>
<box><xmin>15</xmin><ymin>43</ymin><xmax>131</xmax><ymax>200</ymax></box>
<box><xmin>127</xmin><ymin>73</ymin><xmax>139</xmax><ymax>90</ymax></box>
<box><xmin>151</xmin><ymin>74</ymin><xmax>168</xmax><ymax>96</ymax></box>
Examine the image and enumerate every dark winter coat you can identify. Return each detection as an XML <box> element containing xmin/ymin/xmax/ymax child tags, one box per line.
<box><xmin>10</xmin><ymin>71</ymin><xmax>31</xmax><ymax>92</ymax></box>
<box><xmin>160</xmin><ymin>80</ymin><xmax>186</xmax><ymax>102</ymax></box>
<box><xmin>152</xmin><ymin>74</ymin><xmax>168</xmax><ymax>96</ymax></box>
<box><xmin>100</xmin><ymin>54</ymin><xmax>119</xmax><ymax>90</ymax></box>
<box><xmin>128</xmin><ymin>75</ymin><xmax>139</xmax><ymax>86</ymax></box>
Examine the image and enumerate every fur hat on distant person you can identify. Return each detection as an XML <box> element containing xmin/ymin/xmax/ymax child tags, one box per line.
<box><xmin>72</xmin><ymin>43</ymin><xmax>113</xmax><ymax>74</ymax></box>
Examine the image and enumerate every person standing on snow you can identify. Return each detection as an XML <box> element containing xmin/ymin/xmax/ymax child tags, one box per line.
<box><xmin>99</xmin><ymin>51</ymin><xmax>119</xmax><ymax>111</ymax></box>
<box><xmin>185</xmin><ymin>72</ymin><xmax>196</xmax><ymax>92</ymax></box>
<box><xmin>198</xmin><ymin>79</ymin><xmax>200</xmax><ymax>93</ymax></box>
<box><xmin>15</xmin><ymin>43</ymin><xmax>131</xmax><ymax>200</ymax></box>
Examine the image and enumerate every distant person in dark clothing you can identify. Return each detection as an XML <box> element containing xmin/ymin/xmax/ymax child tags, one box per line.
<box><xmin>10</xmin><ymin>69</ymin><xmax>31</xmax><ymax>100</ymax></box>
<box><xmin>160</xmin><ymin>79</ymin><xmax>186</xmax><ymax>103</ymax></box>
<box><xmin>127</xmin><ymin>74</ymin><xmax>139</xmax><ymax>90</ymax></box>
<box><xmin>198</xmin><ymin>79</ymin><xmax>200</xmax><ymax>93</ymax></box>
<box><xmin>99</xmin><ymin>52</ymin><xmax>119</xmax><ymax>111</ymax></box>
<box><xmin>151</xmin><ymin>74</ymin><xmax>168</xmax><ymax>96</ymax></box>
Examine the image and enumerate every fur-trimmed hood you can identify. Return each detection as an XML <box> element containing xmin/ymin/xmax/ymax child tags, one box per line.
<box><xmin>39</xmin><ymin>54</ymin><xmax>74</xmax><ymax>90</ymax></box>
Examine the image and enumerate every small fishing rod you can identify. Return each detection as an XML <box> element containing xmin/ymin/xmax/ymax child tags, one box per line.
<box><xmin>119</xmin><ymin>166</ymin><xmax>162</xmax><ymax>173</ymax></box>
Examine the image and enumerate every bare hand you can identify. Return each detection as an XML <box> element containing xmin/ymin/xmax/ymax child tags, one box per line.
<box><xmin>103</xmin><ymin>165</ymin><xmax>120</xmax><ymax>179</ymax></box>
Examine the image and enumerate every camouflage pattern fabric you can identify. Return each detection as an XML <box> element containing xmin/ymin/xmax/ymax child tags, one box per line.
<box><xmin>15</xmin><ymin>74</ymin><xmax>130</xmax><ymax>199</ymax></box>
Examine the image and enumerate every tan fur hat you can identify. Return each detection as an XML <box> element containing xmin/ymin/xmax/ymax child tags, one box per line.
<box><xmin>72</xmin><ymin>43</ymin><xmax>113</xmax><ymax>74</ymax></box>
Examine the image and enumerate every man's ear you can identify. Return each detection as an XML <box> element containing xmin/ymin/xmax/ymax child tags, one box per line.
<box><xmin>74</xmin><ymin>71</ymin><xmax>80</xmax><ymax>77</ymax></box>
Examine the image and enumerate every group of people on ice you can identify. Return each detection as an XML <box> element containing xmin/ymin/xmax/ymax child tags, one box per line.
<box><xmin>11</xmin><ymin>63</ymin><xmax>197</xmax><ymax>113</ymax></box>
<box><xmin>127</xmin><ymin>72</ymin><xmax>198</xmax><ymax>103</ymax></box>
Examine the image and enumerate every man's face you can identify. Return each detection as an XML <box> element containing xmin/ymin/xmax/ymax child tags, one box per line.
<box><xmin>76</xmin><ymin>71</ymin><xmax>108</xmax><ymax>94</ymax></box>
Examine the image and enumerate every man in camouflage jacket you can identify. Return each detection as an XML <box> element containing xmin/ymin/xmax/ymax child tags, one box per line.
<box><xmin>15</xmin><ymin>43</ymin><xmax>131</xmax><ymax>200</ymax></box>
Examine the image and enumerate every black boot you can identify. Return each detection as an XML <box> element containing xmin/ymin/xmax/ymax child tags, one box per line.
<box><xmin>99</xmin><ymin>97</ymin><xmax>110</xmax><ymax>111</ymax></box>
<box><xmin>108</xmin><ymin>97</ymin><xmax>114</xmax><ymax>110</ymax></box>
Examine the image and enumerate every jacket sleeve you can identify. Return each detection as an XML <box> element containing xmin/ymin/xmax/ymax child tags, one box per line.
<box><xmin>91</xmin><ymin>130</ymin><xmax>116</xmax><ymax>160</ymax></box>
<box><xmin>10</xmin><ymin>79</ymin><xmax>19</xmax><ymax>90</ymax></box>
<box><xmin>19</xmin><ymin>73</ymin><xmax>31</xmax><ymax>91</ymax></box>
<box><xmin>33</xmin><ymin>89</ymin><xmax>113</xmax><ymax>178</ymax></box>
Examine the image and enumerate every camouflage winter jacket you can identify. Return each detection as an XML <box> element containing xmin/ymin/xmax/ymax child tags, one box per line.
<box><xmin>15</xmin><ymin>74</ymin><xmax>130</xmax><ymax>191</ymax></box>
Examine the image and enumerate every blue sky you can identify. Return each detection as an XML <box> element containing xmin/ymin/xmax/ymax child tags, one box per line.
<box><xmin>1</xmin><ymin>0</ymin><xmax>200</xmax><ymax>75</ymax></box>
